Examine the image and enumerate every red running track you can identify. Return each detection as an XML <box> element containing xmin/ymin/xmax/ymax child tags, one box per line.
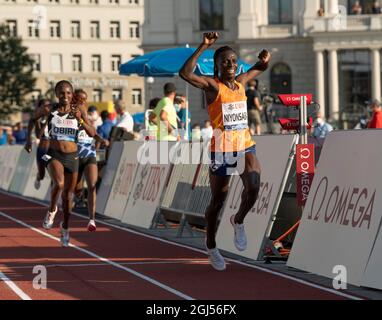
<box><xmin>0</xmin><ymin>191</ymin><xmax>361</xmax><ymax>300</ymax></box>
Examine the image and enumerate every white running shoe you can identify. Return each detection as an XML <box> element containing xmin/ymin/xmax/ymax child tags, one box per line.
<box><xmin>87</xmin><ymin>220</ymin><xmax>96</xmax><ymax>232</ymax></box>
<box><xmin>230</xmin><ymin>215</ymin><xmax>247</xmax><ymax>252</ymax></box>
<box><xmin>60</xmin><ymin>222</ymin><xmax>70</xmax><ymax>247</ymax></box>
<box><xmin>42</xmin><ymin>207</ymin><xmax>58</xmax><ymax>230</ymax></box>
<box><xmin>206</xmin><ymin>245</ymin><xmax>226</xmax><ymax>271</ymax></box>
<box><xmin>34</xmin><ymin>177</ymin><xmax>41</xmax><ymax>190</ymax></box>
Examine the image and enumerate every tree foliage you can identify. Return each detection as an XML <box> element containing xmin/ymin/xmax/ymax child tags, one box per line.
<box><xmin>0</xmin><ymin>24</ymin><xmax>36</xmax><ymax>120</ymax></box>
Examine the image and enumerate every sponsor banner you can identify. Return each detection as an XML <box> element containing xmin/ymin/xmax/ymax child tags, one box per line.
<box><xmin>288</xmin><ymin>130</ymin><xmax>382</xmax><ymax>286</ymax></box>
<box><xmin>278</xmin><ymin>94</ymin><xmax>313</xmax><ymax>107</ymax></box>
<box><xmin>362</xmin><ymin>223</ymin><xmax>382</xmax><ymax>290</ymax></box>
<box><xmin>96</xmin><ymin>142</ymin><xmax>124</xmax><ymax>215</ymax></box>
<box><xmin>23</xmin><ymin>147</ymin><xmax>51</xmax><ymax>201</ymax></box>
<box><xmin>121</xmin><ymin>142</ymin><xmax>175</xmax><ymax>229</ymax></box>
<box><xmin>102</xmin><ymin>141</ymin><xmax>142</xmax><ymax>221</ymax></box>
<box><xmin>296</xmin><ymin>144</ymin><xmax>315</xmax><ymax>207</ymax></box>
<box><xmin>0</xmin><ymin>146</ymin><xmax>25</xmax><ymax>193</ymax></box>
<box><xmin>216</xmin><ymin>134</ymin><xmax>298</xmax><ymax>260</ymax></box>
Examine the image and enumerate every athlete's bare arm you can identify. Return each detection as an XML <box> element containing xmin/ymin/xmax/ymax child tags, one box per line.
<box><xmin>236</xmin><ymin>50</ymin><xmax>271</xmax><ymax>86</ymax></box>
<box><xmin>179</xmin><ymin>32</ymin><xmax>219</xmax><ymax>94</ymax></box>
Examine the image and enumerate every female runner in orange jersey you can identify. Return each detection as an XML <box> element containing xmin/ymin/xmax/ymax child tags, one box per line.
<box><xmin>180</xmin><ymin>32</ymin><xmax>271</xmax><ymax>271</ymax></box>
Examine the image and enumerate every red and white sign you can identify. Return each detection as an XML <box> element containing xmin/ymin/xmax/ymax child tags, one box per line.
<box><xmin>278</xmin><ymin>94</ymin><xmax>313</xmax><ymax>107</ymax></box>
<box><xmin>296</xmin><ymin>144</ymin><xmax>315</xmax><ymax>207</ymax></box>
<box><xmin>279</xmin><ymin>117</ymin><xmax>313</xmax><ymax>131</ymax></box>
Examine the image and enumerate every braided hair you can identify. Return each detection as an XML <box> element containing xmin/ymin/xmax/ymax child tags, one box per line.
<box><xmin>54</xmin><ymin>80</ymin><xmax>74</xmax><ymax>95</ymax></box>
<box><xmin>213</xmin><ymin>46</ymin><xmax>237</xmax><ymax>78</ymax></box>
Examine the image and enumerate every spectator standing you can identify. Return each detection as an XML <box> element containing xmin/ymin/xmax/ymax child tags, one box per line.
<box><xmin>317</xmin><ymin>6</ymin><xmax>325</xmax><ymax>16</ymax></box>
<box><xmin>149</xmin><ymin>83</ymin><xmax>179</xmax><ymax>141</ymax></box>
<box><xmin>0</xmin><ymin>127</ymin><xmax>9</xmax><ymax>145</ymax></box>
<box><xmin>114</xmin><ymin>100</ymin><xmax>134</xmax><ymax>133</ymax></box>
<box><xmin>372</xmin><ymin>0</ymin><xmax>382</xmax><ymax>13</ymax></box>
<box><xmin>97</xmin><ymin>111</ymin><xmax>114</xmax><ymax>140</ymax></box>
<box><xmin>246</xmin><ymin>79</ymin><xmax>263</xmax><ymax>135</ymax></box>
<box><xmin>12</xmin><ymin>122</ymin><xmax>28</xmax><ymax>145</ymax></box>
<box><xmin>175</xmin><ymin>94</ymin><xmax>191</xmax><ymax>140</ymax></box>
<box><xmin>201</xmin><ymin>120</ymin><xmax>213</xmax><ymax>142</ymax></box>
<box><xmin>88</xmin><ymin>106</ymin><xmax>103</xmax><ymax>129</ymax></box>
<box><xmin>312</xmin><ymin>112</ymin><xmax>333</xmax><ymax>138</ymax></box>
<box><xmin>367</xmin><ymin>99</ymin><xmax>382</xmax><ymax>129</ymax></box>
<box><xmin>352</xmin><ymin>1</ymin><xmax>363</xmax><ymax>14</ymax></box>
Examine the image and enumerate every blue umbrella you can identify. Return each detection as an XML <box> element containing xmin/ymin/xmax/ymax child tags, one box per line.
<box><xmin>119</xmin><ymin>46</ymin><xmax>251</xmax><ymax>77</ymax></box>
<box><xmin>132</xmin><ymin>112</ymin><xmax>145</xmax><ymax>124</ymax></box>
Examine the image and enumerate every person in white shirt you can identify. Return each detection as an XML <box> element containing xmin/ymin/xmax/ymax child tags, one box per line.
<box><xmin>201</xmin><ymin>120</ymin><xmax>213</xmax><ymax>142</ymax></box>
<box><xmin>114</xmin><ymin>100</ymin><xmax>134</xmax><ymax>132</ymax></box>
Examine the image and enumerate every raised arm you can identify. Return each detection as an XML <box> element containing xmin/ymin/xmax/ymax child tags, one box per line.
<box><xmin>236</xmin><ymin>50</ymin><xmax>271</xmax><ymax>86</ymax></box>
<box><xmin>179</xmin><ymin>32</ymin><xmax>219</xmax><ymax>92</ymax></box>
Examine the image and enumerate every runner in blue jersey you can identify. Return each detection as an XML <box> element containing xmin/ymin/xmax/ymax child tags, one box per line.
<box><xmin>74</xmin><ymin>90</ymin><xmax>109</xmax><ymax>232</ymax></box>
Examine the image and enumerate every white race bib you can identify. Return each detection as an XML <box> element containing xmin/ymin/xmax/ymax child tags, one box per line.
<box><xmin>222</xmin><ymin>101</ymin><xmax>248</xmax><ymax>131</ymax></box>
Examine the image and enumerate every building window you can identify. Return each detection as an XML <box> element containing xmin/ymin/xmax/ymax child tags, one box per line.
<box><xmin>91</xmin><ymin>55</ymin><xmax>102</xmax><ymax>72</ymax></box>
<box><xmin>71</xmin><ymin>21</ymin><xmax>81</xmax><ymax>39</ymax></box>
<box><xmin>112</xmin><ymin>89</ymin><xmax>122</xmax><ymax>101</ymax></box>
<box><xmin>6</xmin><ymin>20</ymin><xmax>17</xmax><ymax>37</ymax></box>
<box><xmin>28</xmin><ymin>20</ymin><xmax>40</xmax><ymax>38</ymax></box>
<box><xmin>90</xmin><ymin>21</ymin><xmax>100</xmax><ymax>39</ymax></box>
<box><xmin>199</xmin><ymin>0</ymin><xmax>224</xmax><ymax>31</ymax></box>
<box><xmin>268</xmin><ymin>0</ymin><xmax>293</xmax><ymax>24</ymax></box>
<box><xmin>92</xmin><ymin>89</ymin><xmax>102</xmax><ymax>102</ymax></box>
<box><xmin>348</xmin><ymin>0</ymin><xmax>375</xmax><ymax>14</ymax></box>
<box><xmin>129</xmin><ymin>21</ymin><xmax>140</xmax><ymax>39</ymax></box>
<box><xmin>27</xmin><ymin>0</ymin><xmax>38</xmax><ymax>2</ymax></box>
<box><xmin>270</xmin><ymin>63</ymin><xmax>292</xmax><ymax>94</ymax></box>
<box><xmin>70</xmin><ymin>0</ymin><xmax>79</xmax><ymax>3</ymax></box>
<box><xmin>50</xmin><ymin>54</ymin><xmax>62</xmax><ymax>73</ymax></box>
<box><xmin>132</xmin><ymin>88</ymin><xmax>142</xmax><ymax>106</ymax></box>
<box><xmin>89</xmin><ymin>0</ymin><xmax>98</xmax><ymax>3</ymax></box>
<box><xmin>111</xmin><ymin>55</ymin><xmax>121</xmax><ymax>72</ymax></box>
<box><xmin>110</xmin><ymin>21</ymin><xmax>120</xmax><ymax>38</ymax></box>
<box><xmin>338</xmin><ymin>49</ymin><xmax>371</xmax><ymax>128</ymax></box>
<box><xmin>72</xmin><ymin>54</ymin><xmax>82</xmax><ymax>72</ymax></box>
<box><xmin>109</xmin><ymin>0</ymin><xmax>119</xmax><ymax>3</ymax></box>
<box><xmin>30</xmin><ymin>54</ymin><xmax>41</xmax><ymax>72</ymax></box>
<box><xmin>49</xmin><ymin>0</ymin><xmax>59</xmax><ymax>3</ymax></box>
<box><xmin>50</xmin><ymin>21</ymin><xmax>61</xmax><ymax>38</ymax></box>
<box><xmin>128</xmin><ymin>0</ymin><xmax>139</xmax><ymax>4</ymax></box>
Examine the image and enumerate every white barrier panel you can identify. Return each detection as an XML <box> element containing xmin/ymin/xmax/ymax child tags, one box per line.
<box><xmin>23</xmin><ymin>147</ymin><xmax>51</xmax><ymax>201</ymax></box>
<box><xmin>96</xmin><ymin>142</ymin><xmax>124</xmax><ymax>215</ymax></box>
<box><xmin>9</xmin><ymin>148</ymin><xmax>35</xmax><ymax>195</ymax></box>
<box><xmin>217</xmin><ymin>134</ymin><xmax>298</xmax><ymax>260</ymax></box>
<box><xmin>0</xmin><ymin>146</ymin><xmax>23</xmax><ymax>191</ymax></box>
<box><xmin>288</xmin><ymin>130</ymin><xmax>382</xmax><ymax>286</ymax></box>
<box><xmin>121</xmin><ymin>142</ymin><xmax>175</xmax><ymax>229</ymax></box>
<box><xmin>362</xmin><ymin>224</ymin><xmax>382</xmax><ymax>290</ymax></box>
<box><xmin>102</xmin><ymin>141</ymin><xmax>142</xmax><ymax>220</ymax></box>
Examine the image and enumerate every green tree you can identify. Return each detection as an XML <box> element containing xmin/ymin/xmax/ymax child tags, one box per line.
<box><xmin>0</xmin><ymin>24</ymin><xmax>36</xmax><ymax>121</ymax></box>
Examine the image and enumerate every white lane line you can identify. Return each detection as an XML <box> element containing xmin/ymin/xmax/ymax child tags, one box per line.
<box><xmin>0</xmin><ymin>210</ymin><xmax>194</xmax><ymax>301</ymax></box>
<box><xmin>5</xmin><ymin>260</ymin><xmax>211</xmax><ymax>270</ymax></box>
<box><xmin>0</xmin><ymin>270</ymin><xmax>32</xmax><ymax>300</ymax></box>
<box><xmin>0</xmin><ymin>190</ymin><xmax>363</xmax><ymax>301</ymax></box>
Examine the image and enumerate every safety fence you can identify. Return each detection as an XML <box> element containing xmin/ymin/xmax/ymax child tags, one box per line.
<box><xmin>2</xmin><ymin>130</ymin><xmax>382</xmax><ymax>291</ymax></box>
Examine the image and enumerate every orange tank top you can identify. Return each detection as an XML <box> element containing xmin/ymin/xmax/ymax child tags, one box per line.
<box><xmin>208</xmin><ymin>79</ymin><xmax>255</xmax><ymax>153</ymax></box>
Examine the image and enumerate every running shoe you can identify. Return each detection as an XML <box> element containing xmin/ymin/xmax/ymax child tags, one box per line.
<box><xmin>34</xmin><ymin>177</ymin><xmax>41</xmax><ymax>190</ymax></box>
<box><xmin>206</xmin><ymin>244</ymin><xmax>226</xmax><ymax>271</ymax></box>
<box><xmin>60</xmin><ymin>222</ymin><xmax>70</xmax><ymax>247</ymax></box>
<box><xmin>230</xmin><ymin>215</ymin><xmax>247</xmax><ymax>252</ymax></box>
<box><xmin>87</xmin><ymin>219</ymin><xmax>97</xmax><ymax>232</ymax></box>
<box><xmin>42</xmin><ymin>206</ymin><xmax>58</xmax><ymax>230</ymax></box>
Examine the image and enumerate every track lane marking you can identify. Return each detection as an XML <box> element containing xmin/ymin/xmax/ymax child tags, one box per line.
<box><xmin>0</xmin><ymin>210</ymin><xmax>194</xmax><ymax>301</ymax></box>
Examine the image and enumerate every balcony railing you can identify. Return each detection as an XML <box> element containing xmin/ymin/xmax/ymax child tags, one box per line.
<box><xmin>312</xmin><ymin>14</ymin><xmax>382</xmax><ymax>32</ymax></box>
